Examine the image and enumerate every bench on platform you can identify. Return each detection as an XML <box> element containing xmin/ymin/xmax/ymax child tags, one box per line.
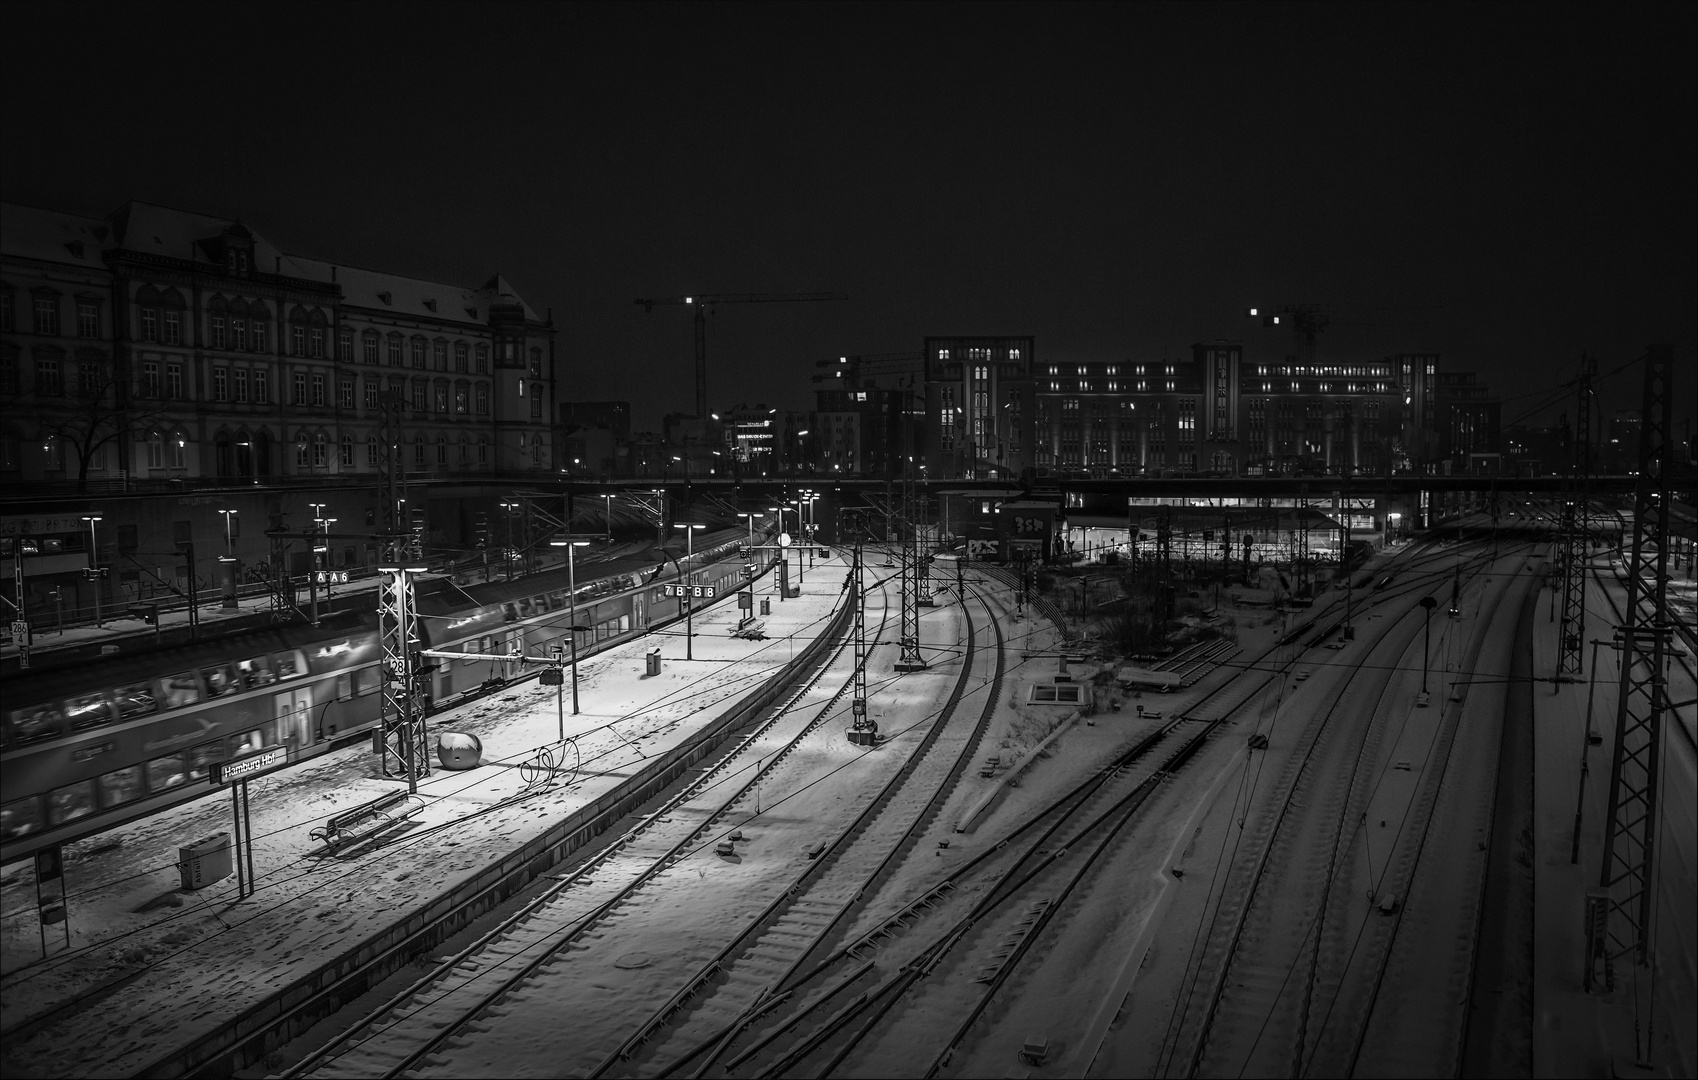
<box><xmin>310</xmin><ymin>791</ymin><xmax>419</xmax><ymax>853</ymax></box>
<box><xmin>731</xmin><ymin>619</ymin><xmax>767</xmax><ymax>640</ymax></box>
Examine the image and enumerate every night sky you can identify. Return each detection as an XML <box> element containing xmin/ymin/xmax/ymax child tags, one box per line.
<box><xmin>5</xmin><ymin>3</ymin><xmax>1693</xmax><ymax>434</ymax></box>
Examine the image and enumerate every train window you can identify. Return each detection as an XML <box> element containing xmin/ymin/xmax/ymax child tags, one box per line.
<box><xmin>47</xmin><ymin>779</ymin><xmax>98</xmax><ymax>827</ymax></box>
<box><xmin>98</xmin><ymin>765</ymin><xmax>145</xmax><ymax>809</ymax></box>
<box><xmin>203</xmin><ymin>663</ymin><xmax>239</xmax><ymax>698</ymax></box>
<box><xmin>114</xmin><ymin>682</ymin><xmax>158</xmax><ymax>719</ymax></box>
<box><xmin>1</xmin><ymin>797</ymin><xmax>46</xmax><ymax>841</ymax></box>
<box><xmin>4</xmin><ymin>704</ymin><xmax>64</xmax><ymax>747</ymax></box>
<box><xmin>620</xmin><ymin>614</ymin><xmax>631</xmax><ymax>632</ymax></box>
<box><xmin>352</xmin><ymin>667</ymin><xmax>380</xmax><ymax>696</ymax></box>
<box><xmin>275</xmin><ymin>651</ymin><xmax>307</xmax><ymax>680</ymax></box>
<box><xmin>146</xmin><ymin>752</ymin><xmax>189</xmax><ymax>793</ymax></box>
<box><xmin>547</xmin><ymin>590</ymin><xmax>566</xmax><ymax>608</ymax></box>
<box><xmin>65</xmin><ymin>692</ymin><xmax>117</xmax><ymax>732</ymax></box>
<box><xmin>237</xmin><ymin>655</ymin><xmax>277</xmax><ymax>689</ymax></box>
<box><xmin>335</xmin><ymin>674</ymin><xmax>353</xmax><ymax>701</ymax></box>
<box><xmin>161</xmin><ymin>673</ymin><xmax>202</xmax><ymax>709</ymax></box>
<box><xmin>226</xmin><ymin>724</ymin><xmax>273</xmax><ymax>759</ymax></box>
<box><xmin>501</xmin><ymin>602</ymin><xmax>519</xmax><ymax>622</ymax></box>
<box><xmin>186</xmin><ymin>743</ymin><xmax>222</xmax><ymax>781</ymax></box>
<box><xmin>517</xmin><ymin>597</ymin><xmax>535</xmax><ymax>617</ymax></box>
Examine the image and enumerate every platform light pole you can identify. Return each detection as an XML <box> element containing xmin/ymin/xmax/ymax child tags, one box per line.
<box><xmin>1419</xmin><ymin>594</ymin><xmax>1437</xmax><ymax>704</ymax></box>
<box><xmin>499</xmin><ymin>500</ymin><xmax>520</xmax><ymax>580</ymax></box>
<box><xmin>603</xmin><ymin>493</ymin><xmax>614</xmax><ymax>544</ymax></box>
<box><xmin>550</xmin><ymin>535</ymin><xmax>592</xmax><ymax>716</ymax></box>
<box><xmin>82</xmin><ymin>514</ymin><xmax>103</xmax><ymax>628</ymax></box>
<box><xmin>738</xmin><ymin>511</ymin><xmax>763</xmax><ymax>550</ymax></box>
<box><xmin>678</xmin><ymin>523</ymin><xmax>705</xmax><ymax>660</ymax></box>
<box><xmin>218</xmin><ymin>509</ymin><xmax>240</xmax><ymax>610</ymax></box>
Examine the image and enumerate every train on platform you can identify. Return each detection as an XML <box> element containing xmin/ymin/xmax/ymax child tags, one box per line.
<box><xmin>0</xmin><ymin>530</ymin><xmax>761</xmax><ymax>866</ymax></box>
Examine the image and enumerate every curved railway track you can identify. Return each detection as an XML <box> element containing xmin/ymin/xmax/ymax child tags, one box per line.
<box><xmin>285</xmin><ymin>561</ymin><xmax>1015</xmax><ymax>1079</ymax></box>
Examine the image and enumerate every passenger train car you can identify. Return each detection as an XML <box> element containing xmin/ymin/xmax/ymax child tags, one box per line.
<box><xmin>0</xmin><ymin>530</ymin><xmax>761</xmax><ymax>866</ymax></box>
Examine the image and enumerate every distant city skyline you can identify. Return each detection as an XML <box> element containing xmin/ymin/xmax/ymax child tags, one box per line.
<box><xmin>3</xmin><ymin>4</ymin><xmax>1691</xmax><ymax>434</ymax></box>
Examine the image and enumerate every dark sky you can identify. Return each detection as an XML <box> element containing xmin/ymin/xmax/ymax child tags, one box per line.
<box><xmin>5</xmin><ymin>3</ymin><xmax>1693</xmax><ymax>435</ymax></box>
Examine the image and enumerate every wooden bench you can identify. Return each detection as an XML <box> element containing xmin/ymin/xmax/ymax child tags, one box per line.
<box><xmin>310</xmin><ymin>791</ymin><xmax>419</xmax><ymax>853</ymax></box>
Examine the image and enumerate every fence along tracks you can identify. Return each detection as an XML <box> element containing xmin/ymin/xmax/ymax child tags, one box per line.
<box><xmin>283</xmin><ymin>578</ymin><xmax>895</xmax><ymax>1079</ymax></box>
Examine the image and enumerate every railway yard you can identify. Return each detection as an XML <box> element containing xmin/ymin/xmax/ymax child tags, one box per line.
<box><xmin>1</xmin><ymin>508</ymin><xmax>1694</xmax><ymax>1079</ymax></box>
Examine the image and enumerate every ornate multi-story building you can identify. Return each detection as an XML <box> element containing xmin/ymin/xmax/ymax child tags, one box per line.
<box><xmin>1</xmin><ymin>201</ymin><xmax>556</xmax><ymax>488</ymax></box>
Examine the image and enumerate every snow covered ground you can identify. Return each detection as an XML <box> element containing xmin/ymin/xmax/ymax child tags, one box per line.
<box><xmin>0</xmin><ymin>554</ymin><xmax>850</xmax><ymax>1078</ymax></box>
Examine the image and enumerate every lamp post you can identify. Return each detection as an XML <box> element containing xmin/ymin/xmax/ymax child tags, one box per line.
<box><xmin>603</xmin><ymin>493</ymin><xmax>613</xmax><ymax>544</ymax></box>
<box><xmin>218</xmin><ymin>509</ymin><xmax>239</xmax><ymax>610</ymax></box>
<box><xmin>82</xmin><ymin>514</ymin><xmax>103</xmax><ymax>628</ymax></box>
<box><xmin>499</xmin><ymin>500</ymin><xmax>519</xmax><ymax>581</ymax></box>
<box><xmin>308</xmin><ymin>503</ymin><xmax>329</xmax><ymax>626</ymax></box>
<box><xmin>679</xmin><ymin>523</ymin><xmax>705</xmax><ymax>660</ymax></box>
<box><xmin>738</xmin><ymin>511</ymin><xmax>764</xmax><ymax>550</ymax></box>
<box><xmin>1419</xmin><ymin>594</ymin><xmax>1437</xmax><ymax>705</ymax></box>
<box><xmin>549</xmin><ymin>536</ymin><xmax>592</xmax><ymax>717</ymax></box>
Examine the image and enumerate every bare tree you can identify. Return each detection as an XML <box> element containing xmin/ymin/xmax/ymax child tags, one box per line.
<box><xmin>17</xmin><ymin>357</ymin><xmax>169</xmax><ymax>490</ymax></box>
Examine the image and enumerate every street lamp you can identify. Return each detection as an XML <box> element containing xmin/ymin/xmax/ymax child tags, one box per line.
<box><xmin>499</xmin><ymin>500</ymin><xmax>520</xmax><ymax>580</ymax></box>
<box><xmin>738</xmin><ymin>511</ymin><xmax>764</xmax><ymax>550</ymax></box>
<box><xmin>677</xmin><ymin>523</ymin><xmax>706</xmax><ymax>660</ymax></box>
<box><xmin>1418</xmin><ymin>595</ymin><xmax>1437</xmax><ymax>706</ymax></box>
<box><xmin>549</xmin><ymin>536</ymin><xmax>593</xmax><ymax>721</ymax></box>
<box><xmin>217</xmin><ymin>509</ymin><xmax>240</xmax><ymax>610</ymax></box>
<box><xmin>82</xmin><ymin>514</ymin><xmax>103</xmax><ymax>628</ymax></box>
<box><xmin>603</xmin><ymin>493</ymin><xmax>614</xmax><ymax>544</ymax></box>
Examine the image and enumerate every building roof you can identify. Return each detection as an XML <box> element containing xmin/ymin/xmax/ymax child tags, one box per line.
<box><xmin>4</xmin><ymin>200</ymin><xmax>545</xmax><ymax>325</ymax></box>
<box><xmin>0</xmin><ymin>202</ymin><xmax>115</xmax><ymax>270</ymax></box>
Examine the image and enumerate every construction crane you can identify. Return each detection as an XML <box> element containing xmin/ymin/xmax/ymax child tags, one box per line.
<box><xmin>635</xmin><ymin>292</ymin><xmax>848</xmax><ymax>419</ymax></box>
<box><xmin>1246</xmin><ymin>304</ymin><xmax>1330</xmax><ymax>366</ymax></box>
<box><xmin>812</xmin><ymin>352</ymin><xmax>924</xmax><ymax>389</ymax></box>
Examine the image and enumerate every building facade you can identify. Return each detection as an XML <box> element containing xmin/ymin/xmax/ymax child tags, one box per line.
<box><xmin>1</xmin><ymin>201</ymin><xmax>556</xmax><ymax>489</ymax></box>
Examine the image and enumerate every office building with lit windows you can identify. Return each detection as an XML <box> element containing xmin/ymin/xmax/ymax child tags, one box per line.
<box><xmin>923</xmin><ymin>337</ymin><xmax>1481</xmax><ymax>479</ymax></box>
<box><xmin>0</xmin><ymin>200</ymin><xmax>556</xmax><ymax>487</ymax></box>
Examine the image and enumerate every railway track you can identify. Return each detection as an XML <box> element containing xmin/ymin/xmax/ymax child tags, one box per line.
<box><xmin>1159</xmin><ymin>542</ymin><xmax>1510</xmax><ymax>1077</ymax></box>
<box><xmin>605</xmin><ymin>578</ymin><xmax>1016</xmax><ymax>1077</ymax></box>
<box><xmin>284</xmin><ymin>563</ymin><xmax>985</xmax><ymax>1079</ymax></box>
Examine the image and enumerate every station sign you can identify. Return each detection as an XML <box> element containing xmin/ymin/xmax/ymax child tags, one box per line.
<box><xmin>315</xmin><ymin>571</ymin><xmax>350</xmax><ymax>584</ymax></box>
<box><xmin>661</xmin><ymin>583</ymin><xmax>717</xmax><ymax>599</ymax></box>
<box><xmin>210</xmin><ymin>744</ymin><xmax>288</xmax><ymax>785</ymax></box>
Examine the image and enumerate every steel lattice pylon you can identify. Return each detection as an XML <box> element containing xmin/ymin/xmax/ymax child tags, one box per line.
<box><xmin>843</xmin><ymin>509</ymin><xmax>877</xmax><ymax>745</ymax></box>
<box><xmin>1558</xmin><ymin>354</ymin><xmax>1597</xmax><ymax>677</ymax></box>
<box><xmin>893</xmin><ymin>472</ymin><xmax>926</xmax><ymax>671</ymax></box>
<box><xmin>1591</xmin><ymin>347</ymin><xmax>1675</xmax><ymax>1007</ymax></box>
<box><xmin>374</xmin><ymin>391</ymin><xmax>429</xmax><ymax>789</ymax></box>
<box><xmin>378</xmin><ymin>567</ymin><xmax>431</xmax><ymax>790</ymax></box>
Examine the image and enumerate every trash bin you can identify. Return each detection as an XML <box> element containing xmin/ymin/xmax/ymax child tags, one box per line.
<box><xmin>177</xmin><ymin>832</ymin><xmax>233</xmax><ymax>891</ymax></box>
<box><xmin>760</xmin><ymin>598</ymin><xmax>771</xmax><ymax>616</ymax></box>
<box><xmin>646</xmin><ymin>647</ymin><xmax>662</xmax><ymax>676</ymax></box>
<box><xmin>437</xmin><ymin>731</ymin><xmax>482</xmax><ymax>770</ymax></box>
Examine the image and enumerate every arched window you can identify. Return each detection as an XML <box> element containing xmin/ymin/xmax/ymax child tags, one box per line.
<box><xmin>214</xmin><ymin>430</ymin><xmax>233</xmax><ymax>477</ymax></box>
<box><xmin>160</xmin><ymin>289</ymin><xmax>186</xmax><ymax>345</ymax></box>
<box><xmin>247</xmin><ymin>300</ymin><xmax>269</xmax><ymax>352</ymax></box>
<box><xmin>147</xmin><ymin>430</ymin><xmax>165</xmax><ymax>469</ymax></box>
<box><xmin>289</xmin><ymin>307</ymin><xmax>309</xmax><ymax>357</ymax></box>
<box><xmin>454</xmin><ymin>380</ymin><xmax>469</xmax><ymax>414</ymax></box>
<box><xmin>413</xmin><ymin>434</ymin><xmax>426</xmax><ymax>466</ymax></box>
<box><xmin>367</xmin><ymin>434</ymin><xmax>378</xmax><ymax>467</ymax></box>
<box><xmin>170</xmin><ymin>430</ymin><xmax>187</xmax><ymax>469</ymax></box>
<box><xmin>340</xmin><ymin>434</ymin><xmax>353</xmax><ymax>468</ymax></box>
<box><xmin>42</xmin><ymin>435</ymin><xmax>64</xmax><ymax>471</ymax></box>
<box><xmin>458</xmin><ymin>434</ymin><xmax>470</xmax><ymax>463</ymax></box>
<box><xmin>477</xmin><ymin>437</ymin><xmax>488</xmax><ymax>465</ymax></box>
<box><xmin>529</xmin><ymin>347</ymin><xmax>542</xmax><ymax>376</ymax></box>
<box><xmin>435</xmin><ymin>435</ymin><xmax>447</xmax><ymax>465</ymax></box>
<box><xmin>296</xmin><ymin>431</ymin><xmax>310</xmax><ymax>468</ymax></box>
<box><xmin>313</xmin><ymin>431</ymin><xmax>328</xmax><ymax>467</ymax></box>
<box><xmin>235</xmin><ymin>430</ymin><xmax>253</xmax><ymax>476</ymax></box>
<box><xmin>136</xmin><ymin>285</ymin><xmax>162</xmax><ymax>343</ymax></box>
